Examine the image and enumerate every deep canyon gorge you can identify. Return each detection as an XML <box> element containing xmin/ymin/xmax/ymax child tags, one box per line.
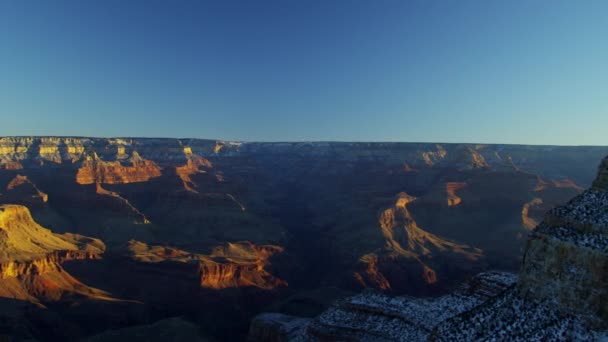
<box><xmin>0</xmin><ymin>137</ymin><xmax>606</xmax><ymax>341</ymax></box>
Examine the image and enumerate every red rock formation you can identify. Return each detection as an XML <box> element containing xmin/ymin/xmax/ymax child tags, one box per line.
<box><xmin>0</xmin><ymin>205</ymin><xmax>112</xmax><ymax>304</ymax></box>
<box><xmin>356</xmin><ymin>192</ymin><xmax>481</xmax><ymax>291</ymax></box>
<box><xmin>445</xmin><ymin>182</ymin><xmax>467</xmax><ymax>207</ymax></box>
<box><xmin>521</xmin><ymin>197</ymin><xmax>543</xmax><ymax>229</ymax></box>
<box><xmin>355</xmin><ymin>254</ymin><xmax>391</xmax><ymax>290</ymax></box>
<box><xmin>76</xmin><ymin>151</ymin><xmax>161</xmax><ymax>185</ymax></box>
<box><xmin>379</xmin><ymin>193</ymin><xmax>481</xmax><ymax>259</ymax></box>
<box><xmin>128</xmin><ymin>241</ymin><xmax>286</xmax><ymax>290</ymax></box>
<box><xmin>175</xmin><ymin>148</ymin><xmax>213</xmax><ymax>192</ymax></box>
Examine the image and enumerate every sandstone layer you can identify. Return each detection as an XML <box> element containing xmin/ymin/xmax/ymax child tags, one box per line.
<box><xmin>0</xmin><ymin>205</ymin><xmax>111</xmax><ymax>304</ymax></box>
<box><xmin>76</xmin><ymin>152</ymin><xmax>162</xmax><ymax>185</ymax></box>
<box><xmin>128</xmin><ymin>240</ymin><xmax>287</xmax><ymax>290</ymax></box>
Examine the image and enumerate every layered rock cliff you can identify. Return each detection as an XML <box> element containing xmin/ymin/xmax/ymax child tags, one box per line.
<box><xmin>76</xmin><ymin>151</ymin><xmax>162</xmax><ymax>185</ymax></box>
<box><xmin>0</xmin><ymin>205</ymin><xmax>111</xmax><ymax>303</ymax></box>
<box><xmin>0</xmin><ymin>137</ymin><xmax>606</xmax><ymax>184</ymax></box>
<box><xmin>128</xmin><ymin>240</ymin><xmax>287</xmax><ymax>290</ymax></box>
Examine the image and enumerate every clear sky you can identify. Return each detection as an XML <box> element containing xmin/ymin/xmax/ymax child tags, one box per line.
<box><xmin>1</xmin><ymin>0</ymin><xmax>607</xmax><ymax>145</ymax></box>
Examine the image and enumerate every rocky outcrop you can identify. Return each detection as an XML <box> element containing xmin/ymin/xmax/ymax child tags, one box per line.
<box><xmin>175</xmin><ymin>147</ymin><xmax>214</xmax><ymax>192</ymax></box>
<box><xmin>355</xmin><ymin>193</ymin><xmax>481</xmax><ymax>291</ymax></box>
<box><xmin>518</xmin><ymin>174</ymin><xmax>608</xmax><ymax>323</ymax></box>
<box><xmin>0</xmin><ymin>205</ymin><xmax>110</xmax><ymax>303</ymax></box>
<box><xmin>521</xmin><ymin>197</ymin><xmax>543</xmax><ymax>229</ymax></box>
<box><xmin>249</xmin><ymin>272</ymin><xmax>518</xmax><ymax>341</ymax></box>
<box><xmin>76</xmin><ymin>151</ymin><xmax>162</xmax><ymax>184</ymax></box>
<box><xmin>251</xmin><ymin>275</ymin><xmax>601</xmax><ymax>341</ymax></box>
<box><xmin>355</xmin><ymin>254</ymin><xmax>392</xmax><ymax>290</ymax></box>
<box><xmin>432</xmin><ymin>287</ymin><xmax>597</xmax><ymax>341</ymax></box>
<box><xmin>128</xmin><ymin>240</ymin><xmax>287</xmax><ymax>290</ymax></box>
<box><xmin>593</xmin><ymin>156</ymin><xmax>608</xmax><ymax>190</ymax></box>
<box><xmin>445</xmin><ymin>182</ymin><xmax>466</xmax><ymax>206</ymax></box>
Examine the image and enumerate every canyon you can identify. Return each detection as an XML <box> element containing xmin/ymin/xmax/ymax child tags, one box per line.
<box><xmin>0</xmin><ymin>137</ymin><xmax>606</xmax><ymax>341</ymax></box>
<box><xmin>248</xmin><ymin>151</ymin><xmax>608</xmax><ymax>341</ymax></box>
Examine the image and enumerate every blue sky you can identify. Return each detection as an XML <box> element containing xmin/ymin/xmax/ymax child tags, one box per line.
<box><xmin>1</xmin><ymin>0</ymin><xmax>607</xmax><ymax>145</ymax></box>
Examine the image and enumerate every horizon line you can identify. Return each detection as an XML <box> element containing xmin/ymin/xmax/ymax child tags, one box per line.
<box><xmin>1</xmin><ymin>135</ymin><xmax>607</xmax><ymax>147</ymax></box>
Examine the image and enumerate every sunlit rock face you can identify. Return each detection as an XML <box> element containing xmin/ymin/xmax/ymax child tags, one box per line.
<box><xmin>128</xmin><ymin>240</ymin><xmax>286</xmax><ymax>290</ymax></box>
<box><xmin>445</xmin><ymin>182</ymin><xmax>466</xmax><ymax>206</ymax></box>
<box><xmin>175</xmin><ymin>148</ymin><xmax>214</xmax><ymax>192</ymax></box>
<box><xmin>519</xmin><ymin>157</ymin><xmax>608</xmax><ymax>323</ymax></box>
<box><xmin>0</xmin><ymin>205</ymin><xmax>109</xmax><ymax>303</ymax></box>
<box><xmin>76</xmin><ymin>152</ymin><xmax>162</xmax><ymax>184</ymax></box>
<box><xmin>355</xmin><ymin>192</ymin><xmax>481</xmax><ymax>293</ymax></box>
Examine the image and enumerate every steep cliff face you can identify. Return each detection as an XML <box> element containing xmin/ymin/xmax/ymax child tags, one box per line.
<box><xmin>128</xmin><ymin>240</ymin><xmax>287</xmax><ymax>290</ymax></box>
<box><xmin>0</xmin><ymin>205</ymin><xmax>110</xmax><ymax>303</ymax></box>
<box><xmin>518</xmin><ymin>158</ymin><xmax>608</xmax><ymax>323</ymax></box>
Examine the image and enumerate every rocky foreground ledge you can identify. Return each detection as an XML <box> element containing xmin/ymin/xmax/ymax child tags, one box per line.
<box><xmin>248</xmin><ymin>156</ymin><xmax>608</xmax><ymax>341</ymax></box>
<box><xmin>249</xmin><ymin>272</ymin><xmax>600</xmax><ymax>341</ymax></box>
